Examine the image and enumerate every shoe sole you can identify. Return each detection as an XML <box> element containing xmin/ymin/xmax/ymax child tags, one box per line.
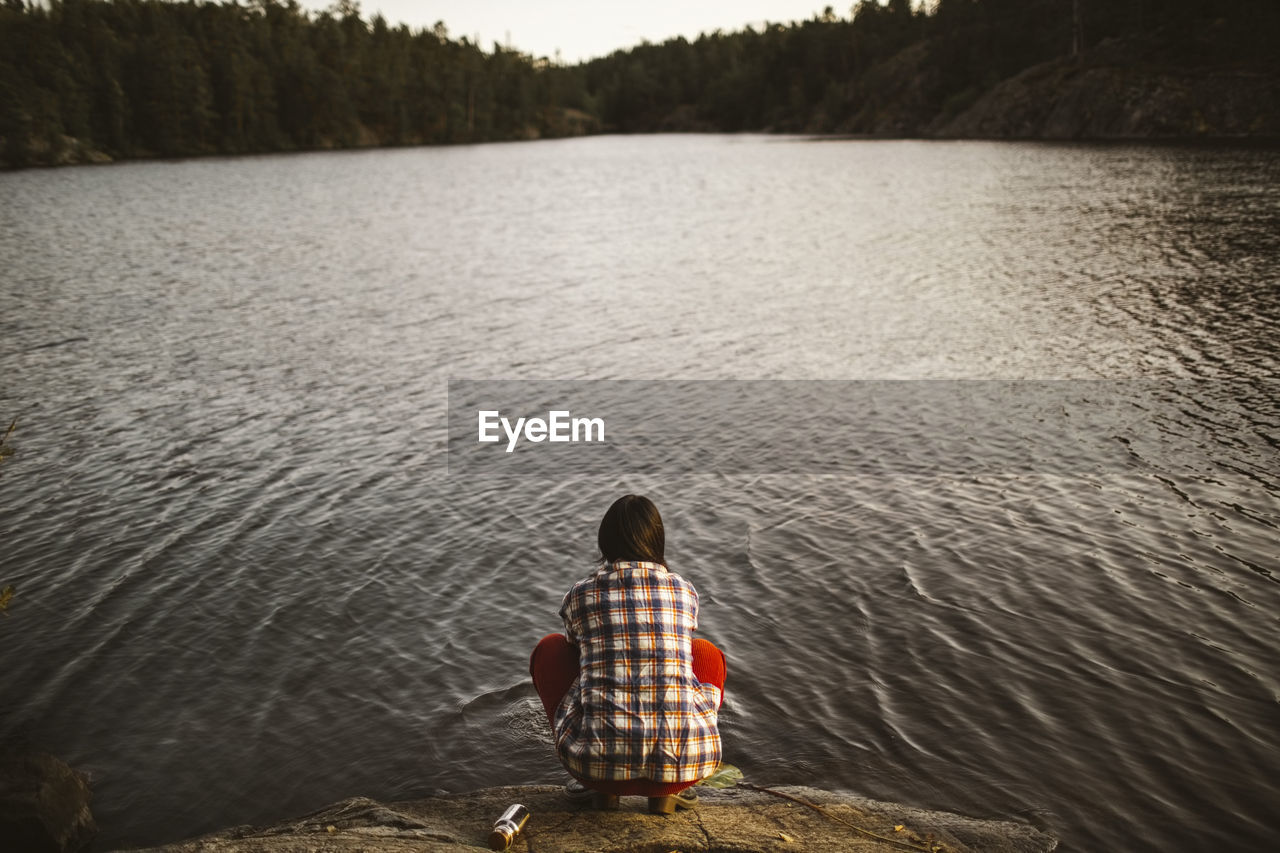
<box><xmin>647</xmin><ymin>793</ymin><xmax>697</xmax><ymax>815</ymax></box>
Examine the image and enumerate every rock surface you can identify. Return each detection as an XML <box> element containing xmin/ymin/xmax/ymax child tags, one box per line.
<box><xmin>123</xmin><ymin>784</ymin><xmax>1057</xmax><ymax>853</ymax></box>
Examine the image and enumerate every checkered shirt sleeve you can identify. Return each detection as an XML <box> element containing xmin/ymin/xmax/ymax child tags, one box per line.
<box><xmin>553</xmin><ymin>561</ymin><xmax>722</xmax><ymax>784</ymax></box>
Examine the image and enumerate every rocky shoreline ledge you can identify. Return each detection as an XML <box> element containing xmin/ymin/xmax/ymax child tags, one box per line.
<box><xmin>120</xmin><ymin>784</ymin><xmax>1057</xmax><ymax>853</ymax></box>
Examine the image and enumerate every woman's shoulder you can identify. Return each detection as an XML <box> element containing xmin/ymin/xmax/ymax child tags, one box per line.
<box><xmin>652</xmin><ymin>565</ymin><xmax>699</xmax><ymax>599</ymax></box>
<box><xmin>570</xmin><ymin>561</ymin><xmax>698</xmax><ymax>594</ymax></box>
<box><xmin>564</xmin><ymin>564</ymin><xmax>617</xmax><ymax>596</ymax></box>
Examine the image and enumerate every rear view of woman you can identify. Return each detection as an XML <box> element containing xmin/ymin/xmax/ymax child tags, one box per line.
<box><xmin>529</xmin><ymin>494</ymin><xmax>727</xmax><ymax>814</ymax></box>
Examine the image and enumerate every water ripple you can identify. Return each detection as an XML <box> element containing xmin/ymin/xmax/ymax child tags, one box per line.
<box><xmin>1</xmin><ymin>138</ymin><xmax>1278</xmax><ymax>852</ymax></box>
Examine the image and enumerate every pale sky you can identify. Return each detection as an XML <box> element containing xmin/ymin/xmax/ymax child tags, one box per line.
<box><xmin>295</xmin><ymin>1</ymin><xmax>845</xmax><ymax>63</ymax></box>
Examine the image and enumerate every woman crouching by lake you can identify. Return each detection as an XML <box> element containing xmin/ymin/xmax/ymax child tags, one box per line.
<box><xmin>529</xmin><ymin>494</ymin><xmax>727</xmax><ymax>814</ymax></box>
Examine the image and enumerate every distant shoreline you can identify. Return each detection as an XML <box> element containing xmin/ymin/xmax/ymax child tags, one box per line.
<box><xmin>9</xmin><ymin>123</ymin><xmax>1280</xmax><ymax>174</ymax></box>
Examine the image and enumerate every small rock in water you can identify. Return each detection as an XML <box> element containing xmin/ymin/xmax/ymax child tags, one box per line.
<box><xmin>0</xmin><ymin>750</ymin><xmax>97</xmax><ymax>853</ymax></box>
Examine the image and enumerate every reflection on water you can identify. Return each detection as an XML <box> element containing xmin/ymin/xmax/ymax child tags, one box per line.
<box><xmin>0</xmin><ymin>137</ymin><xmax>1278</xmax><ymax>851</ymax></box>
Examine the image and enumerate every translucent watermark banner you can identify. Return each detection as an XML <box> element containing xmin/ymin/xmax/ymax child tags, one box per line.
<box><xmin>446</xmin><ymin>380</ymin><xmax>1278</xmax><ymax>479</ymax></box>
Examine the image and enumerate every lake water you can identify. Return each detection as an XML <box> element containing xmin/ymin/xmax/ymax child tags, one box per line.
<box><xmin>1</xmin><ymin>136</ymin><xmax>1278</xmax><ymax>852</ymax></box>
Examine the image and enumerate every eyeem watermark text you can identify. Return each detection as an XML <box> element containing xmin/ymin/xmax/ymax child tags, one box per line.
<box><xmin>478</xmin><ymin>410</ymin><xmax>606</xmax><ymax>453</ymax></box>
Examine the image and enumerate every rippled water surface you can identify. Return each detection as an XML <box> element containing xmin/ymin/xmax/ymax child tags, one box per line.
<box><xmin>2</xmin><ymin>137</ymin><xmax>1278</xmax><ymax>851</ymax></box>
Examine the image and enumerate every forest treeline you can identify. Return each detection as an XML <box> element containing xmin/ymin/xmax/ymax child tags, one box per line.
<box><xmin>2</xmin><ymin>0</ymin><xmax>1278</xmax><ymax>168</ymax></box>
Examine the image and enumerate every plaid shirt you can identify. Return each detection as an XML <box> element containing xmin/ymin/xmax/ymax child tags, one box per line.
<box><xmin>554</xmin><ymin>560</ymin><xmax>722</xmax><ymax>783</ymax></box>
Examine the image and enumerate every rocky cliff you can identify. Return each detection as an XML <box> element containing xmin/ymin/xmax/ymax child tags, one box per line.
<box><xmin>937</xmin><ymin>57</ymin><xmax>1280</xmax><ymax>139</ymax></box>
<box><xmin>826</xmin><ymin>29</ymin><xmax>1280</xmax><ymax>141</ymax></box>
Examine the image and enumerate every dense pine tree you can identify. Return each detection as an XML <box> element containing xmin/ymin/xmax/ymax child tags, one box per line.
<box><xmin>1</xmin><ymin>0</ymin><xmax>1275</xmax><ymax>167</ymax></box>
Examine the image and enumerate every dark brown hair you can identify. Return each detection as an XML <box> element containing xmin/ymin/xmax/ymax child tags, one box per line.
<box><xmin>598</xmin><ymin>494</ymin><xmax>665</xmax><ymax>566</ymax></box>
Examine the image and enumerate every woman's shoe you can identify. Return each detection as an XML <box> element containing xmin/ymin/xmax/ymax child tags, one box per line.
<box><xmin>647</xmin><ymin>788</ymin><xmax>698</xmax><ymax>814</ymax></box>
<box><xmin>564</xmin><ymin>778</ymin><xmax>593</xmax><ymax>802</ymax></box>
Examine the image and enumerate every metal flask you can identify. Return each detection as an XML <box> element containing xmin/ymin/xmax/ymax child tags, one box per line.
<box><xmin>488</xmin><ymin>803</ymin><xmax>531</xmax><ymax>851</ymax></box>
